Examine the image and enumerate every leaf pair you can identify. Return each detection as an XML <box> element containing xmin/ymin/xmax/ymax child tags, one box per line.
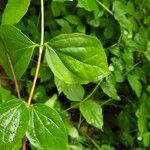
<box><xmin>0</xmin><ymin>25</ymin><xmax>109</xmax><ymax>84</ymax></box>
<box><xmin>0</xmin><ymin>100</ymin><xmax>68</xmax><ymax>150</ymax></box>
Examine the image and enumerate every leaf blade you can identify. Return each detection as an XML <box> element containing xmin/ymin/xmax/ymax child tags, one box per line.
<box><xmin>2</xmin><ymin>0</ymin><xmax>31</xmax><ymax>25</ymax></box>
<box><xmin>127</xmin><ymin>74</ymin><xmax>142</xmax><ymax>98</ymax></box>
<box><xmin>55</xmin><ymin>77</ymin><xmax>84</xmax><ymax>101</ymax></box>
<box><xmin>46</xmin><ymin>33</ymin><xmax>109</xmax><ymax>84</ymax></box>
<box><xmin>26</xmin><ymin>104</ymin><xmax>69</xmax><ymax>150</ymax></box>
<box><xmin>0</xmin><ymin>25</ymin><xmax>36</xmax><ymax>80</ymax></box>
<box><xmin>79</xmin><ymin>100</ymin><xmax>103</xmax><ymax>129</ymax></box>
<box><xmin>0</xmin><ymin>99</ymin><xmax>29</xmax><ymax>149</ymax></box>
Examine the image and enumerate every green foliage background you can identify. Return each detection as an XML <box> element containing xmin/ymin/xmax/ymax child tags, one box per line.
<box><xmin>0</xmin><ymin>0</ymin><xmax>150</xmax><ymax>149</ymax></box>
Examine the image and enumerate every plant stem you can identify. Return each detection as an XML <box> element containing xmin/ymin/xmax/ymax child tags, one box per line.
<box><xmin>96</xmin><ymin>0</ymin><xmax>113</xmax><ymax>16</ymax></box>
<box><xmin>83</xmin><ymin>81</ymin><xmax>101</xmax><ymax>101</ymax></box>
<box><xmin>0</xmin><ymin>39</ymin><xmax>21</xmax><ymax>98</ymax></box>
<box><xmin>85</xmin><ymin>134</ymin><xmax>101</xmax><ymax>150</ymax></box>
<box><xmin>27</xmin><ymin>0</ymin><xmax>44</xmax><ymax>107</ymax></box>
<box><xmin>23</xmin><ymin>0</ymin><xmax>44</xmax><ymax>149</ymax></box>
<box><xmin>6</xmin><ymin>52</ymin><xmax>21</xmax><ymax>98</ymax></box>
<box><xmin>100</xmin><ymin>98</ymin><xmax>112</xmax><ymax>106</ymax></box>
<box><xmin>61</xmin><ymin>81</ymin><xmax>101</xmax><ymax>113</ymax></box>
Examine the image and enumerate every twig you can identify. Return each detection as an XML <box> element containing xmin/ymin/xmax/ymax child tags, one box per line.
<box><xmin>83</xmin><ymin>81</ymin><xmax>101</xmax><ymax>101</ymax></box>
<box><xmin>61</xmin><ymin>81</ymin><xmax>101</xmax><ymax>113</ymax></box>
<box><xmin>100</xmin><ymin>98</ymin><xmax>112</xmax><ymax>106</ymax></box>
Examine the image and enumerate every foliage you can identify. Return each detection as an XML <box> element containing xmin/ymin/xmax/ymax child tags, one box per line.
<box><xmin>0</xmin><ymin>0</ymin><xmax>149</xmax><ymax>149</ymax></box>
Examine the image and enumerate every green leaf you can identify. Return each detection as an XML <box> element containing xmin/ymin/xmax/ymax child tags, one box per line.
<box><xmin>104</xmin><ymin>25</ymin><xmax>113</xmax><ymax>39</ymax></box>
<box><xmin>79</xmin><ymin>100</ymin><xmax>103</xmax><ymax>129</ymax></box>
<box><xmin>145</xmin><ymin>42</ymin><xmax>150</xmax><ymax>61</ymax></box>
<box><xmin>33</xmin><ymin>86</ymin><xmax>49</xmax><ymax>103</ymax></box>
<box><xmin>134</xmin><ymin>27</ymin><xmax>149</xmax><ymax>51</ymax></box>
<box><xmin>46</xmin><ymin>33</ymin><xmax>109</xmax><ymax>84</ymax></box>
<box><xmin>65</xmin><ymin>121</ymin><xmax>79</xmax><ymax>139</ymax></box>
<box><xmin>53</xmin><ymin>0</ymin><xmax>65</xmax><ymax>1</ymax></box>
<box><xmin>112</xmin><ymin>58</ymin><xmax>125</xmax><ymax>82</ymax></box>
<box><xmin>137</xmin><ymin>103</ymin><xmax>150</xmax><ymax>118</ymax></box>
<box><xmin>0</xmin><ymin>99</ymin><xmax>29</xmax><ymax>149</ymax></box>
<box><xmin>69</xmin><ymin>145</ymin><xmax>84</xmax><ymax>150</ymax></box>
<box><xmin>101</xmin><ymin>76</ymin><xmax>120</xmax><ymax>100</ymax></box>
<box><xmin>2</xmin><ymin>0</ymin><xmax>31</xmax><ymax>25</ymax></box>
<box><xmin>51</xmin><ymin>2</ymin><xmax>63</xmax><ymax>17</ymax></box>
<box><xmin>65</xmin><ymin>15</ymin><xmax>80</xmax><ymax>25</ymax></box>
<box><xmin>127</xmin><ymin>74</ymin><xmax>142</xmax><ymax>98</ymax></box>
<box><xmin>44</xmin><ymin>94</ymin><xmax>58</xmax><ymax>109</ymax></box>
<box><xmin>138</xmin><ymin>117</ymin><xmax>147</xmax><ymax>133</ymax></box>
<box><xmin>55</xmin><ymin>77</ymin><xmax>84</xmax><ymax>101</ymax></box>
<box><xmin>0</xmin><ymin>25</ymin><xmax>36</xmax><ymax>80</ymax></box>
<box><xmin>0</xmin><ymin>86</ymin><xmax>16</xmax><ymax>103</ymax></box>
<box><xmin>26</xmin><ymin>104</ymin><xmax>69</xmax><ymax>150</ymax></box>
<box><xmin>77</xmin><ymin>0</ymin><xmax>99</xmax><ymax>13</ymax></box>
<box><xmin>56</xmin><ymin>19</ymin><xmax>72</xmax><ymax>33</ymax></box>
<box><xmin>112</xmin><ymin>1</ymin><xmax>133</xmax><ymax>32</ymax></box>
<box><xmin>143</xmin><ymin>132</ymin><xmax>150</xmax><ymax>147</ymax></box>
<box><xmin>100</xmin><ymin>144</ymin><xmax>115</xmax><ymax>150</ymax></box>
<box><xmin>76</xmin><ymin>24</ymin><xmax>86</xmax><ymax>33</ymax></box>
<box><xmin>122</xmin><ymin>48</ymin><xmax>134</xmax><ymax>69</ymax></box>
<box><xmin>118</xmin><ymin>111</ymin><xmax>130</xmax><ymax>131</ymax></box>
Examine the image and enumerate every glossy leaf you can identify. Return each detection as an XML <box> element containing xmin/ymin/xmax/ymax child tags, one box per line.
<box><xmin>46</xmin><ymin>33</ymin><xmax>109</xmax><ymax>84</ymax></box>
<box><xmin>2</xmin><ymin>0</ymin><xmax>31</xmax><ymax>25</ymax></box>
<box><xmin>26</xmin><ymin>104</ymin><xmax>69</xmax><ymax>150</ymax></box>
<box><xmin>55</xmin><ymin>77</ymin><xmax>84</xmax><ymax>101</ymax></box>
<box><xmin>0</xmin><ymin>99</ymin><xmax>29</xmax><ymax>149</ymax></box>
<box><xmin>79</xmin><ymin>100</ymin><xmax>103</xmax><ymax>129</ymax></box>
<box><xmin>0</xmin><ymin>25</ymin><xmax>37</xmax><ymax>80</ymax></box>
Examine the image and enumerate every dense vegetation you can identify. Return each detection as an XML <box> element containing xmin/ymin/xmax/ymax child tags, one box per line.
<box><xmin>0</xmin><ymin>0</ymin><xmax>150</xmax><ymax>149</ymax></box>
